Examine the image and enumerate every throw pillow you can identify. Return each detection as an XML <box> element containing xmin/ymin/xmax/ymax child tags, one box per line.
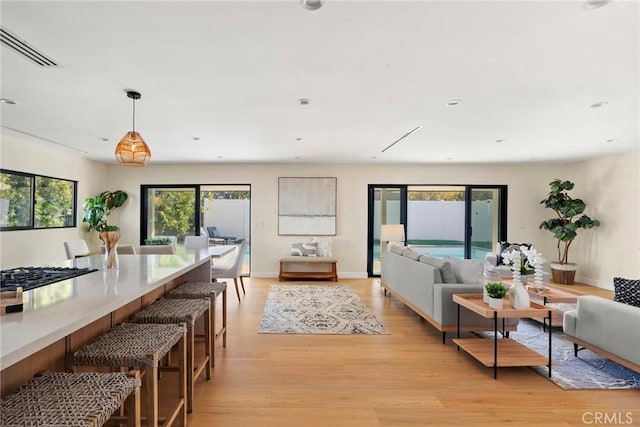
<box><xmin>402</xmin><ymin>248</ymin><xmax>421</xmax><ymax>261</ymax></box>
<box><xmin>290</xmin><ymin>242</ymin><xmax>305</xmax><ymax>256</ymax></box>
<box><xmin>419</xmin><ymin>255</ymin><xmax>457</xmax><ymax>283</ymax></box>
<box><xmin>445</xmin><ymin>257</ymin><xmax>483</xmax><ymax>284</ymax></box>
<box><xmin>303</xmin><ymin>241</ymin><xmax>318</xmax><ymax>257</ymax></box>
<box><xmin>613</xmin><ymin>277</ymin><xmax>640</xmax><ymax>308</ymax></box>
<box><xmin>311</xmin><ymin>237</ymin><xmax>332</xmax><ymax>257</ymax></box>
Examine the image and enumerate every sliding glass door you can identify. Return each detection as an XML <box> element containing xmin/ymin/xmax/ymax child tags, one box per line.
<box><xmin>368</xmin><ymin>186</ymin><xmax>406</xmax><ymax>276</ymax></box>
<box><xmin>368</xmin><ymin>184</ymin><xmax>506</xmax><ymax>276</ymax></box>
<box><xmin>141</xmin><ymin>184</ymin><xmax>251</xmax><ymax>274</ymax></box>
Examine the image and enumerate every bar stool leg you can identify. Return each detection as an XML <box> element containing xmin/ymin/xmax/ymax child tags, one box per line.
<box><xmin>178</xmin><ymin>328</ymin><xmax>187</xmax><ymax>427</ymax></box>
<box><xmin>126</xmin><ymin>370</ymin><xmax>142</xmax><ymax>427</ymax></box>
<box><xmin>204</xmin><ymin>305</ymin><xmax>212</xmax><ymax>380</ymax></box>
<box><xmin>147</xmin><ymin>363</ymin><xmax>159</xmax><ymax>427</ymax></box>
<box><xmin>186</xmin><ymin>323</ymin><xmax>195</xmax><ymax>413</ymax></box>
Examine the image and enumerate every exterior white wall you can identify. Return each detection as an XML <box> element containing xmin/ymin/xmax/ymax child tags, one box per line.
<box><xmin>203</xmin><ymin>199</ymin><xmax>250</xmax><ymax>240</ymax></box>
<box><xmin>0</xmin><ymin>135</ymin><xmax>107</xmax><ymax>267</ymax></box>
<box><xmin>2</xmin><ymin>133</ymin><xmax>638</xmax><ymax>289</ymax></box>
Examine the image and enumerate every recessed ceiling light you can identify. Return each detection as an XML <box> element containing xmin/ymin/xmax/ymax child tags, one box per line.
<box><xmin>605</xmin><ymin>138</ymin><xmax>619</xmax><ymax>143</ymax></box>
<box><xmin>371</xmin><ymin>156</ymin><xmax>377</xmax><ymax>159</ymax></box>
<box><xmin>301</xmin><ymin>0</ymin><xmax>324</xmax><ymax>11</ymax></box>
<box><xmin>295</xmin><ymin>156</ymin><xmax>301</xmax><ymax>159</ymax></box>
<box><xmin>0</xmin><ymin>98</ymin><xmax>16</xmax><ymax>105</ymax></box>
<box><xmin>583</xmin><ymin>0</ymin><xmax>612</xmax><ymax>10</ymax></box>
<box><xmin>217</xmin><ymin>156</ymin><xmax>223</xmax><ymax>159</ymax></box>
<box><xmin>98</xmin><ymin>137</ymin><xmax>109</xmax><ymax>142</ymax></box>
<box><xmin>531</xmin><ymin>157</ymin><xmax>541</xmax><ymax>161</ymax></box>
<box><xmin>590</xmin><ymin>101</ymin><xmax>609</xmax><ymax>108</ymax></box>
<box><xmin>298</xmin><ymin>98</ymin><xmax>310</xmax><ymax>105</ymax></box>
<box><xmin>446</xmin><ymin>157</ymin><xmax>453</xmax><ymax>161</ymax></box>
<box><xmin>192</xmin><ymin>136</ymin><xmax>200</xmax><ymax>141</ymax></box>
<box><xmin>446</xmin><ymin>99</ymin><xmax>462</xmax><ymax>106</ymax></box>
<box><xmin>496</xmin><ymin>139</ymin><xmax>506</xmax><ymax>143</ymax></box>
<box><xmin>296</xmin><ymin>137</ymin><xmax>303</xmax><ymax>142</ymax></box>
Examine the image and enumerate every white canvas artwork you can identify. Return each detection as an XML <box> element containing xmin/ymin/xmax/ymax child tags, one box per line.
<box><xmin>278</xmin><ymin>177</ymin><xmax>336</xmax><ymax>235</ymax></box>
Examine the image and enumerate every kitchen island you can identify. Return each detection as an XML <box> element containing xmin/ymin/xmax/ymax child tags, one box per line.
<box><xmin>0</xmin><ymin>250</ymin><xmax>213</xmax><ymax>395</ymax></box>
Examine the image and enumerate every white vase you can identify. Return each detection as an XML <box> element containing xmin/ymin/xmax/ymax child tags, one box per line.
<box><xmin>488</xmin><ymin>297</ymin><xmax>504</xmax><ymax>310</ymax></box>
<box><xmin>508</xmin><ymin>280</ymin><xmax>530</xmax><ymax>309</ymax></box>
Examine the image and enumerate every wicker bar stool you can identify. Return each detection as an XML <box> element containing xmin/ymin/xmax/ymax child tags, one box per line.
<box><xmin>0</xmin><ymin>370</ymin><xmax>141</xmax><ymax>427</ymax></box>
<box><xmin>72</xmin><ymin>323</ymin><xmax>187</xmax><ymax>427</ymax></box>
<box><xmin>130</xmin><ymin>298</ymin><xmax>211</xmax><ymax>414</ymax></box>
<box><xmin>167</xmin><ymin>281</ymin><xmax>227</xmax><ymax>367</ymax></box>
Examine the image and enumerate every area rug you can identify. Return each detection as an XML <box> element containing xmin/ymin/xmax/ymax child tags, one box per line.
<box><xmin>487</xmin><ymin>318</ymin><xmax>640</xmax><ymax>389</ymax></box>
<box><xmin>258</xmin><ymin>285</ymin><xmax>388</xmax><ymax>334</ymax></box>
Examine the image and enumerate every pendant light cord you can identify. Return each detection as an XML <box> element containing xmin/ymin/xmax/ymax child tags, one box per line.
<box><xmin>132</xmin><ymin>97</ymin><xmax>136</xmax><ymax>133</ymax></box>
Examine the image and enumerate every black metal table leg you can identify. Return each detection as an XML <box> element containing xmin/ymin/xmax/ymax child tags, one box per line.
<box><xmin>494</xmin><ymin>311</ymin><xmax>498</xmax><ymax>379</ymax></box>
<box><xmin>548</xmin><ymin>309</ymin><xmax>552</xmax><ymax>378</ymax></box>
<box><xmin>456</xmin><ymin>304</ymin><xmax>460</xmax><ymax>351</ymax></box>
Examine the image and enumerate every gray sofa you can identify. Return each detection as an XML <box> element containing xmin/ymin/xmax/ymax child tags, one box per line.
<box><xmin>381</xmin><ymin>246</ymin><xmax>518</xmax><ymax>343</ymax></box>
<box><xmin>563</xmin><ymin>295</ymin><xmax>640</xmax><ymax>373</ymax></box>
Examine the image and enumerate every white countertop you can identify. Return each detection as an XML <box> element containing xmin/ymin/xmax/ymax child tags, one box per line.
<box><xmin>0</xmin><ymin>250</ymin><xmax>212</xmax><ymax>370</ymax></box>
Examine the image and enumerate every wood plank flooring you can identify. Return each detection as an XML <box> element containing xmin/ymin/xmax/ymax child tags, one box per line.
<box><xmin>187</xmin><ymin>278</ymin><xmax>639</xmax><ymax>426</ymax></box>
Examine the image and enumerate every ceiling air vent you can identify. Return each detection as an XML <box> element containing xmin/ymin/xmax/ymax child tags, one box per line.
<box><xmin>0</xmin><ymin>27</ymin><xmax>60</xmax><ymax>67</ymax></box>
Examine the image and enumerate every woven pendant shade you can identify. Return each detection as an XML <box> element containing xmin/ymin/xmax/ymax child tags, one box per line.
<box><xmin>115</xmin><ymin>131</ymin><xmax>151</xmax><ymax>167</ymax></box>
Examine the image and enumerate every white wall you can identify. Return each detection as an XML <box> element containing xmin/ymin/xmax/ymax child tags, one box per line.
<box><xmin>565</xmin><ymin>153</ymin><xmax>639</xmax><ymax>289</ymax></box>
<box><xmin>0</xmin><ymin>135</ymin><xmax>107</xmax><ymax>267</ymax></box>
<box><xmin>3</xmin><ymin>133</ymin><xmax>638</xmax><ymax>288</ymax></box>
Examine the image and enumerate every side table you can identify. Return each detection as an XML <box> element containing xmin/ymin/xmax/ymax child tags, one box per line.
<box><xmin>452</xmin><ymin>294</ymin><xmax>554</xmax><ymax>379</ymax></box>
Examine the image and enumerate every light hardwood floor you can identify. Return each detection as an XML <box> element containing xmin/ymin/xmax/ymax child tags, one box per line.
<box><xmin>187</xmin><ymin>278</ymin><xmax>639</xmax><ymax>427</ymax></box>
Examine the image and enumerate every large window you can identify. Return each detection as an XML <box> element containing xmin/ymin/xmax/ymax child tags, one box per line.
<box><xmin>368</xmin><ymin>184</ymin><xmax>507</xmax><ymax>276</ymax></box>
<box><xmin>0</xmin><ymin>169</ymin><xmax>77</xmax><ymax>231</ymax></box>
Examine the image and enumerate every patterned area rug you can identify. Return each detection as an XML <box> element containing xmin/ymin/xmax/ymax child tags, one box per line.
<box><xmin>492</xmin><ymin>318</ymin><xmax>640</xmax><ymax>389</ymax></box>
<box><xmin>258</xmin><ymin>285</ymin><xmax>388</xmax><ymax>334</ymax></box>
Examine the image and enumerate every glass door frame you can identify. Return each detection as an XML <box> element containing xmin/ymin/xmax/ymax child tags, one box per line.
<box><xmin>368</xmin><ymin>184</ymin><xmax>508</xmax><ymax>277</ymax></box>
<box><xmin>367</xmin><ymin>185</ymin><xmax>407</xmax><ymax>277</ymax></box>
<box><xmin>140</xmin><ymin>184</ymin><xmax>200</xmax><ymax>245</ymax></box>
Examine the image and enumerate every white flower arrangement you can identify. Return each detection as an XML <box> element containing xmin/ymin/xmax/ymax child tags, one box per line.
<box><xmin>502</xmin><ymin>245</ymin><xmax>536</xmax><ymax>275</ymax></box>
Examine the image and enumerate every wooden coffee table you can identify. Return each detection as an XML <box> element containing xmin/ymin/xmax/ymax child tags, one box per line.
<box><xmin>525</xmin><ymin>283</ymin><xmax>583</xmax><ymax>327</ymax></box>
<box><xmin>452</xmin><ymin>294</ymin><xmax>554</xmax><ymax>379</ymax></box>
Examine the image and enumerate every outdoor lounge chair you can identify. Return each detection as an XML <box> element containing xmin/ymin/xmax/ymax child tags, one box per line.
<box><xmin>206</xmin><ymin>227</ymin><xmax>237</xmax><ymax>245</ymax></box>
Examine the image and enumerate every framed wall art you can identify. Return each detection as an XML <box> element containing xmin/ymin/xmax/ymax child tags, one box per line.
<box><xmin>278</xmin><ymin>177</ymin><xmax>337</xmax><ymax>235</ymax></box>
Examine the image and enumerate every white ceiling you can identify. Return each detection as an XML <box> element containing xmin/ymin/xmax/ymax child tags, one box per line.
<box><xmin>1</xmin><ymin>0</ymin><xmax>638</xmax><ymax>165</ymax></box>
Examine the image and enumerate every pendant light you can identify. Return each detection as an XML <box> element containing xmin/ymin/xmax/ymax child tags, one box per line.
<box><xmin>115</xmin><ymin>90</ymin><xmax>151</xmax><ymax>166</ymax></box>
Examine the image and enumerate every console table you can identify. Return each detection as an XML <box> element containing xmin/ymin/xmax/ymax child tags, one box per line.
<box><xmin>452</xmin><ymin>294</ymin><xmax>554</xmax><ymax>379</ymax></box>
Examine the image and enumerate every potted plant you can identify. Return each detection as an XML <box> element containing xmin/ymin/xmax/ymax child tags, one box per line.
<box><xmin>82</xmin><ymin>190</ymin><xmax>128</xmax><ymax>268</ymax></box>
<box><xmin>485</xmin><ymin>282</ymin><xmax>508</xmax><ymax>309</ymax></box>
<box><xmin>539</xmin><ymin>179</ymin><xmax>600</xmax><ymax>285</ymax></box>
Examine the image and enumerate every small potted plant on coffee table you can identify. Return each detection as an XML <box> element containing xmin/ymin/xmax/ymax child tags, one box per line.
<box><xmin>485</xmin><ymin>282</ymin><xmax>508</xmax><ymax>309</ymax></box>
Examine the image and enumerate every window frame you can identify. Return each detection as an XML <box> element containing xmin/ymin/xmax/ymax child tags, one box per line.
<box><xmin>0</xmin><ymin>168</ymin><xmax>78</xmax><ymax>231</ymax></box>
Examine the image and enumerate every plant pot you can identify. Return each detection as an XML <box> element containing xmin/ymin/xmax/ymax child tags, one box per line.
<box><xmin>488</xmin><ymin>297</ymin><xmax>504</xmax><ymax>310</ymax></box>
<box><xmin>551</xmin><ymin>262</ymin><xmax>577</xmax><ymax>285</ymax></box>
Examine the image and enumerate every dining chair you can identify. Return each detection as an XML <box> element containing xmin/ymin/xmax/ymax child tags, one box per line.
<box><xmin>63</xmin><ymin>240</ymin><xmax>90</xmax><ymax>259</ymax></box>
<box><xmin>184</xmin><ymin>234</ymin><xmax>208</xmax><ymax>249</ymax></box>
<box><xmin>211</xmin><ymin>240</ymin><xmax>248</xmax><ymax>302</ymax></box>
<box><xmin>100</xmin><ymin>244</ymin><xmax>137</xmax><ymax>255</ymax></box>
<box><xmin>139</xmin><ymin>244</ymin><xmax>176</xmax><ymax>254</ymax></box>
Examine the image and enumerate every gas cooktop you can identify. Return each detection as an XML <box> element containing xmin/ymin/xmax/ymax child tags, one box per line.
<box><xmin>0</xmin><ymin>266</ymin><xmax>98</xmax><ymax>292</ymax></box>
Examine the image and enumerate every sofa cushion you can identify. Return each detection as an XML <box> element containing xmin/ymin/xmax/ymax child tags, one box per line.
<box><xmin>613</xmin><ymin>277</ymin><xmax>640</xmax><ymax>308</ymax></box>
<box><xmin>445</xmin><ymin>257</ymin><xmax>484</xmax><ymax>284</ymax></box>
<box><xmin>419</xmin><ymin>255</ymin><xmax>456</xmax><ymax>283</ymax></box>
<box><xmin>402</xmin><ymin>248</ymin><xmax>421</xmax><ymax>261</ymax></box>
<box><xmin>390</xmin><ymin>245</ymin><xmax>405</xmax><ymax>255</ymax></box>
